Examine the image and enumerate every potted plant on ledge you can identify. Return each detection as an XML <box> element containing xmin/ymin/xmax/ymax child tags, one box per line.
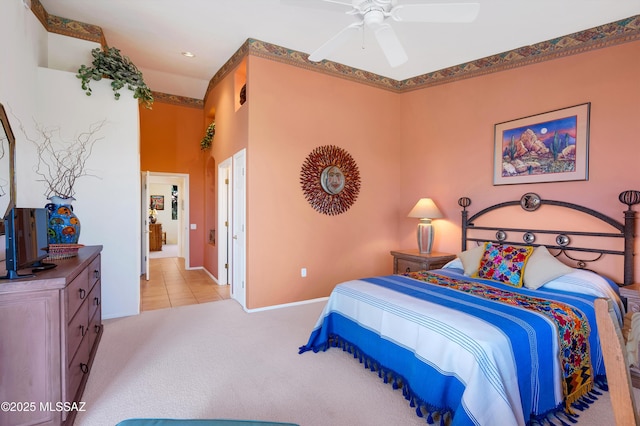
<box><xmin>77</xmin><ymin>47</ymin><xmax>154</xmax><ymax>109</ymax></box>
<box><xmin>201</xmin><ymin>122</ymin><xmax>215</xmax><ymax>150</ymax></box>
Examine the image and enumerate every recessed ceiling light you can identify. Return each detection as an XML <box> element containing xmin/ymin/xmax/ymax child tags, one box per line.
<box><xmin>181</xmin><ymin>51</ymin><xmax>196</xmax><ymax>58</ymax></box>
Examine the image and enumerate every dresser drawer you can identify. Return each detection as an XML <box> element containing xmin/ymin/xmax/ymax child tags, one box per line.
<box><xmin>89</xmin><ymin>308</ymin><xmax>102</xmax><ymax>351</ymax></box>
<box><xmin>89</xmin><ymin>279</ymin><xmax>101</xmax><ymax>321</ymax></box>
<box><xmin>66</xmin><ymin>270</ymin><xmax>90</xmax><ymax>320</ymax></box>
<box><xmin>426</xmin><ymin>258</ymin><xmax>454</xmax><ymax>270</ymax></box>
<box><xmin>391</xmin><ymin>250</ymin><xmax>456</xmax><ymax>274</ymax></box>
<box><xmin>397</xmin><ymin>258</ymin><xmax>425</xmax><ymax>273</ymax></box>
<box><xmin>66</xmin><ymin>300</ymin><xmax>89</xmax><ymax>366</ymax></box>
<box><xmin>88</xmin><ymin>255</ymin><xmax>101</xmax><ymax>288</ymax></box>
<box><xmin>66</xmin><ymin>335</ymin><xmax>90</xmax><ymax>404</ymax></box>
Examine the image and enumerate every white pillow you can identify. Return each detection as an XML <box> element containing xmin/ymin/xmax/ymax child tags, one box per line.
<box><xmin>523</xmin><ymin>245</ymin><xmax>574</xmax><ymax>290</ymax></box>
<box><xmin>457</xmin><ymin>244</ymin><xmax>486</xmax><ymax>276</ymax></box>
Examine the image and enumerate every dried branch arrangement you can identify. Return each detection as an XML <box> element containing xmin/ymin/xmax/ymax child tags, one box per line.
<box><xmin>21</xmin><ymin>120</ymin><xmax>107</xmax><ymax>199</ymax></box>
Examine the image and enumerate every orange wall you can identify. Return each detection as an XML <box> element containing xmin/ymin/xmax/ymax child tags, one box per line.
<box><xmin>203</xmin><ymin>59</ymin><xmax>250</xmax><ymax>277</ymax></box>
<box><xmin>398</xmin><ymin>40</ymin><xmax>640</xmax><ymax>283</ymax></box>
<box><xmin>139</xmin><ymin>101</ymin><xmax>206</xmax><ymax>267</ymax></box>
<box><xmin>199</xmin><ymin>39</ymin><xmax>640</xmax><ymax>307</ymax></box>
<box><xmin>244</xmin><ymin>56</ymin><xmax>403</xmax><ymax>308</ymax></box>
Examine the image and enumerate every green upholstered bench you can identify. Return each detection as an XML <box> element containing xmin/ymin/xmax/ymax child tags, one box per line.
<box><xmin>117</xmin><ymin>420</ymin><xmax>299</xmax><ymax>426</ymax></box>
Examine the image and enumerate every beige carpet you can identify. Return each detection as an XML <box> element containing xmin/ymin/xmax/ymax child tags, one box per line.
<box><xmin>75</xmin><ymin>299</ymin><xmax>629</xmax><ymax>426</ymax></box>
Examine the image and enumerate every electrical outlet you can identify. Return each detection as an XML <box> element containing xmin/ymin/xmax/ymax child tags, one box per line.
<box><xmin>301</xmin><ymin>268</ymin><xmax>307</xmax><ymax>278</ymax></box>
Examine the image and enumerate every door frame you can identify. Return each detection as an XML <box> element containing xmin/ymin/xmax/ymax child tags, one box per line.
<box><xmin>217</xmin><ymin>158</ymin><xmax>231</xmax><ymax>285</ymax></box>
<box><xmin>141</xmin><ymin>172</ymin><xmax>190</xmax><ymax>279</ymax></box>
<box><xmin>231</xmin><ymin>149</ymin><xmax>246</xmax><ymax>309</ymax></box>
<box><xmin>141</xmin><ymin>171</ymin><xmax>150</xmax><ymax>280</ymax></box>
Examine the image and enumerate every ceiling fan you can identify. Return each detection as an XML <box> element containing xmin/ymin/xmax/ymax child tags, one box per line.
<box><xmin>305</xmin><ymin>0</ymin><xmax>480</xmax><ymax>67</ymax></box>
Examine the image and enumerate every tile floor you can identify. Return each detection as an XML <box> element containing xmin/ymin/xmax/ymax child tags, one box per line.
<box><xmin>140</xmin><ymin>256</ymin><xmax>230</xmax><ymax>311</ymax></box>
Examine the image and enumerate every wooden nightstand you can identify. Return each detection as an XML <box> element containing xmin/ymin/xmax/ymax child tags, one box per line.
<box><xmin>390</xmin><ymin>249</ymin><xmax>456</xmax><ymax>274</ymax></box>
<box><xmin>618</xmin><ymin>283</ymin><xmax>640</xmax><ymax>388</ymax></box>
<box><xmin>620</xmin><ymin>283</ymin><xmax>640</xmax><ymax>314</ymax></box>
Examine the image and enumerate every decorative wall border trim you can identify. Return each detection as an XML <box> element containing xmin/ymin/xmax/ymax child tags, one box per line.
<box><xmin>203</xmin><ymin>41</ymin><xmax>250</xmax><ymax>105</ymax></box>
<box><xmin>239</xmin><ymin>15</ymin><xmax>640</xmax><ymax>94</ymax></box>
<box><xmin>151</xmin><ymin>92</ymin><xmax>203</xmax><ymax>109</ymax></box>
<box><xmin>32</xmin><ymin>0</ymin><xmax>202</xmax><ymax>109</ymax></box>
<box><xmin>32</xmin><ymin>0</ymin><xmax>106</xmax><ymax>46</ymax></box>
<box><xmin>33</xmin><ymin>0</ymin><xmax>640</xmax><ymax>99</ymax></box>
<box><xmin>397</xmin><ymin>15</ymin><xmax>640</xmax><ymax>92</ymax></box>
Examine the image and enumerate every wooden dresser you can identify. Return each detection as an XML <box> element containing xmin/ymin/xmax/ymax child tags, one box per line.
<box><xmin>0</xmin><ymin>245</ymin><xmax>103</xmax><ymax>426</ymax></box>
<box><xmin>149</xmin><ymin>223</ymin><xmax>163</xmax><ymax>251</ymax></box>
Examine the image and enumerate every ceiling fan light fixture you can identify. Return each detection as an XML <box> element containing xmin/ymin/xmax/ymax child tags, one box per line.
<box><xmin>363</xmin><ymin>9</ymin><xmax>385</xmax><ymax>26</ymax></box>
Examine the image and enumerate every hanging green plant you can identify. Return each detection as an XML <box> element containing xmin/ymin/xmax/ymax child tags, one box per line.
<box><xmin>77</xmin><ymin>47</ymin><xmax>154</xmax><ymax>109</ymax></box>
<box><xmin>200</xmin><ymin>122</ymin><xmax>215</xmax><ymax>150</ymax></box>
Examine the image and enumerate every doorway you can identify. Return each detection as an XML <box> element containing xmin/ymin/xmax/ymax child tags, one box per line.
<box><xmin>217</xmin><ymin>149</ymin><xmax>246</xmax><ymax>309</ymax></box>
<box><xmin>141</xmin><ymin>172</ymin><xmax>189</xmax><ymax>280</ymax></box>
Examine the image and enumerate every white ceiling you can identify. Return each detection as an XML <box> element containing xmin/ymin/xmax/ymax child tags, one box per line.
<box><xmin>39</xmin><ymin>0</ymin><xmax>640</xmax><ymax>100</ymax></box>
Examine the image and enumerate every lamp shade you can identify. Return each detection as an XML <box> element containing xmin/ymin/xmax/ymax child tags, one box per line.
<box><xmin>408</xmin><ymin>198</ymin><xmax>443</xmax><ymax>219</ymax></box>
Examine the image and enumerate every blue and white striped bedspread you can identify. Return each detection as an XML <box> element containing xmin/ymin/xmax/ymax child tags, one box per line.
<box><xmin>299</xmin><ymin>269</ymin><xmax>618</xmax><ymax>426</ymax></box>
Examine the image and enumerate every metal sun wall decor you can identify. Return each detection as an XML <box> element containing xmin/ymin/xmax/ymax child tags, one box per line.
<box><xmin>300</xmin><ymin>145</ymin><xmax>361</xmax><ymax>215</ymax></box>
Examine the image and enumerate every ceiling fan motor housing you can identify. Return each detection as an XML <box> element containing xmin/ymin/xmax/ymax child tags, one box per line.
<box><xmin>363</xmin><ymin>9</ymin><xmax>385</xmax><ymax>26</ymax></box>
<box><xmin>355</xmin><ymin>0</ymin><xmax>394</xmax><ymax>16</ymax></box>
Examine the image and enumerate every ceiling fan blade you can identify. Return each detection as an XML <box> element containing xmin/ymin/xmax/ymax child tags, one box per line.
<box><xmin>308</xmin><ymin>22</ymin><xmax>362</xmax><ymax>62</ymax></box>
<box><xmin>391</xmin><ymin>2</ymin><xmax>480</xmax><ymax>23</ymax></box>
<box><xmin>371</xmin><ymin>22</ymin><xmax>408</xmax><ymax>67</ymax></box>
<box><xmin>281</xmin><ymin>0</ymin><xmax>353</xmax><ymax>13</ymax></box>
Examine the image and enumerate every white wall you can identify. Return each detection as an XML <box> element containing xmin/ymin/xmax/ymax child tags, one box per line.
<box><xmin>33</xmin><ymin>68</ymin><xmax>141</xmax><ymax>319</ymax></box>
<box><xmin>0</xmin><ymin>1</ymin><xmax>47</xmax><ymax>131</ymax></box>
<box><xmin>1</xmin><ymin>1</ymin><xmax>141</xmax><ymax>319</ymax></box>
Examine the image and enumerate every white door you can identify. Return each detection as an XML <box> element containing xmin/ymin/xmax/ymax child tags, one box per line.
<box><xmin>141</xmin><ymin>171</ymin><xmax>150</xmax><ymax>280</ymax></box>
<box><xmin>232</xmin><ymin>149</ymin><xmax>246</xmax><ymax>309</ymax></box>
<box><xmin>218</xmin><ymin>158</ymin><xmax>232</xmax><ymax>285</ymax></box>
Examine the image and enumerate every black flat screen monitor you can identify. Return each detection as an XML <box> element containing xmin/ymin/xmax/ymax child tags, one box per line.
<box><xmin>3</xmin><ymin>207</ymin><xmax>54</xmax><ymax>279</ymax></box>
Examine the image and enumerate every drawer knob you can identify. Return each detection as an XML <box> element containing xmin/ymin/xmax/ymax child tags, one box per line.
<box><xmin>94</xmin><ymin>296</ymin><xmax>101</xmax><ymax>306</ymax></box>
<box><xmin>79</xmin><ymin>325</ymin><xmax>87</xmax><ymax>337</ymax></box>
<box><xmin>94</xmin><ymin>324</ymin><xmax>102</xmax><ymax>334</ymax></box>
<box><xmin>405</xmin><ymin>267</ymin><xmax>410</xmax><ymax>273</ymax></box>
<box><xmin>79</xmin><ymin>288</ymin><xmax>86</xmax><ymax>299</ymax></box>
<box><xmin>80</xmin><ymin>363</ymin><xmax>89</xmax><ymax>374</ymax></box>
<box><xmin>93</xmin><ymin>269</ymin><xmax>100</xmax><ymax>279</ymax></box>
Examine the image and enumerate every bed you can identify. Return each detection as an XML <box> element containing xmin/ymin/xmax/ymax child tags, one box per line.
<box><xmin>299</xmin><ymin>191</ymin><xmax>640</xmax><ymax>426</ymax></box>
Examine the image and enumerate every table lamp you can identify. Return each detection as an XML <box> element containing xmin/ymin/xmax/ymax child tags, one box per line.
<box><xmin>408</xmin><ymin>198</ymin><xmax>443</xmax><ymax>254</ymax></box>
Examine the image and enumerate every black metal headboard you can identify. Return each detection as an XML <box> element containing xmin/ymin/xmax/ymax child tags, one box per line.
<box><xmin>459</xmin><ymin>190</ymin><xmax>640</xmax><ymax>286</ymax></box>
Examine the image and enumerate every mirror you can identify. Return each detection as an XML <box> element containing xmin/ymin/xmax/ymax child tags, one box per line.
<box><xmin>0</xmin><ymin>103</ymin><xmax>16</xmax><ymax>235</ymax></box>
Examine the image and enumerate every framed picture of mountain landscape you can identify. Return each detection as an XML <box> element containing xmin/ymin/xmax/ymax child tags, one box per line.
<box><xmin>493</xmin><ymin>103</ymin><xmax>590</xmax><ymax>185</ymax></box>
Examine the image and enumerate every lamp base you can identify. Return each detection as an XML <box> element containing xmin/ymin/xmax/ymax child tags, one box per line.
<box><xmin>417</xmin><ymin>219</ymin><xmax>434</xmax><ymax>254</ymax></box>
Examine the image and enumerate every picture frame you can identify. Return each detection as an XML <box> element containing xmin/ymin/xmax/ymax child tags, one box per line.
<box><xmin>493</xmin><ymin>103</ymin><xmax>590</xmax><ymax>185</ymax></box>
<box><xmin>150</xmin><ymin>195</ymin><xmax>164</xmax><ymax>210</ymax></box>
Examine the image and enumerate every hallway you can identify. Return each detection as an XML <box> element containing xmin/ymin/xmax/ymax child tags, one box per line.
<box><xmin>140</xmin><ymin>257</ymin><xmax>230</xmax><ymax>311</ymax></box>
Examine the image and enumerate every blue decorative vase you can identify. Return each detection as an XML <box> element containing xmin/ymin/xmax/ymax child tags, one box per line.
<box><xmin>45</xmin><ymin>196</ymin><xmax>81</xmax><ymax>244</ymax></box>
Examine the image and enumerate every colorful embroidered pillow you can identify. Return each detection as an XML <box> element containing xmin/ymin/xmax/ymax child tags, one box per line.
<box><xmin>474</xmin><ymin>243</ymin><xmax>533</xmax><ymax>287</ymax></box>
